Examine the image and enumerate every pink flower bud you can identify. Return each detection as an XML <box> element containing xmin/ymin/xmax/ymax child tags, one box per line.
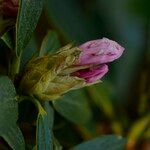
<box><xmin>3</xmin><ymin>0</ymin><xmax>18</xmax><ymax>18</ymax></box>
<box><xmin>73</xmin><ymin>64</ymin><xmax>108</xmax><ymax>83</ymax></box>
<box><xmin>0</xmin><ymin>0</ymin><xmax>19</xmax><ymax>36</ymax></box>
<box><xmin>20</xmin><ymin>38</ymin><xmax>124</xmax><ymax>101</ymax></box>
<box><xmin>76</xmin><ymin>38</ymin><xmax>124</xmax><ymax>65</ymax></box>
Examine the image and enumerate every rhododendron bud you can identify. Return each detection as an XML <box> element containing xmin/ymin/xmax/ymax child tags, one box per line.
<box><xmin>20</xmin><ymin>38</ymin><xmax>124</xmax><ymax>101</ymax></box>
<box><xmin>0</xmin><ymin>0</ymin><xmax>19</xmax><ymax>36</ymax></box>
<box><xmin>76</xmin><ymin>38</ymin><xmax>124</xmax><ymax>65</ymax></box>
<box><xmin>20</xmin><ymin>45</ymin><xmax>85</xmax><ymax>100</ymax></box>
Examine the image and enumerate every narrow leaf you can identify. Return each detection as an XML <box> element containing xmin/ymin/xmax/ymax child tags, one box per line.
<box><xmin>16</xmin><ymin>0</ymin><xmax>44</xmax><ymax>56</ymax></box>
<box><xmin>36</xmin><ymin>102</ymin><xmax>54</xmax><ymax>150</ymax></box>
<box><xmin>1</xmin><ymin>30</ymin><xmax>15</xmax><ymax>50</ymax></box>
<box><xmin>53</xmin><ymin>137</ymin><xmax>63</xmax><ymax>150</ymax></box>
<box><xmin>39</xmin><ymin>31</ymin><xmax>61</xmax><ymax>56</ymax></box>
<box><xmin>127</xmin><ymin>114</ymin><xmax>150</xmax><ymax>143</ymax></box>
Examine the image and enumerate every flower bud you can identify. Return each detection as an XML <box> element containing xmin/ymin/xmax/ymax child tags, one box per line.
<box><xmin>76</xmin><ymin>38</ymin><xmax>124</xmax><ymax>65</ymax></box>
<box><xmin>73</xmin><ymin>65</ymin><xmax>108</xmax><ymax>84</ymax></box>
<box><xmin>20</xmin><ymin>45</ymin><xmax>86</xmax><ymax>100</ymax></box>
<box><xmin>20</xmin><ymin>38</ymin><xmax>124</xmax><ymax>101</ymax></box>
<box><xmin>0</xmin><ymin>0</ymin><xmax>19</xmax><ymax>36</ymax></box>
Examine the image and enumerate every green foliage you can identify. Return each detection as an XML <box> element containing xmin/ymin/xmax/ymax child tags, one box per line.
<box><xmin>0</xmin><ymin>76</ymin><xmax>25</xmax><ymax>150</ymax></box>
<box><xmin>20</xmin><ymin>37</ymin><xmax>37</xmax><ymax>71</ymax></box>
<box><xmin>53</xmin><ymin>90</ymin><xmax>92</xmax><ymax>125</ymax></box>
<box><xmin>16</xmin><ymin>0</ymin><xmax>44</xmax><ymax>56</ymax></box>
<box><xmin>88</xmin><ymin>85</ymin><xmax>115</xmax><ymax>119</ymax></box>
<box><xmin>127</xmin><ymin>114</ymin><xmax>150</xmax><ymax>143</ymax></box>
<box><xmin>37</xmin><ymin>103</ymin><xmax>53</xmax><ymax>150</ymax></box>
<box><xmin>72</xmin><ymin>135</ymin><xmax>126</xmax><ymax>150</ymax></box>
<box><xmin>1</xmin><ymin>30</ymin><xmax>15</xmax><ymax>50</ymax></box>
<box><xmin>39</xmin><ymin>30</ymin><xmax>61</xmax><ymax>56</ymax></box>
<box><xmin>45</xmin><ymin>0</ymin><xmax>95</xmax><ymax>43</ymax></box>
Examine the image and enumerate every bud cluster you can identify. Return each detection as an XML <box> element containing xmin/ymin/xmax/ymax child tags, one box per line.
<box><xmin>20</xmin><ymin>38</ymin><xmax>124</xmax><ymax>101</ymax></box>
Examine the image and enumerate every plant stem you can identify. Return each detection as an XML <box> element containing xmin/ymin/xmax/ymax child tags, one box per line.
<box><xmin>10</xmin><ymin>53</ymin><xmax>21</xmax><ymax>80</ymax></box>
<box><xmin>30</xmin><ymin>97</ymin><xmax>46</xmax><ymax>115</ymax></box>
<box><xmin>18</xmin><ymin>95</ymin><xmax>46</xmax><ymax>115</ymax></box>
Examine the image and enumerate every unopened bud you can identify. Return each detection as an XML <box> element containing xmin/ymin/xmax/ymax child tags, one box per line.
<box><xmin>20</xmin><ymin>38</ymin><xmax>124</xmax><ymax>101</ymax></box>
<box><xmin>76</xmin><ymin>38</ymin><xmax>124</xmax><ymax>65</ymax></box>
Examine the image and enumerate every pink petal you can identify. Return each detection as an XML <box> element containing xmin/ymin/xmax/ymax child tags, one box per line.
<box><xmin>73</xmin><ymin>64</ymin><xmax>108</xmax><ymax>83</ymax></box>
<box><xmin>76</xmin><ymin>38</ymin><xmax>124</xmax><ymax>65</ymax></box>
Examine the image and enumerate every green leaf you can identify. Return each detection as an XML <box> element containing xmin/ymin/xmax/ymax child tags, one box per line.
<box><xmin>39</xmin><ymin>31</ymin><xmax>61</xmax><ymax>56</ymax></box>
<box><xmin>53</xmin><ymin>137</ymin><xmax>63</xmax><ymax>150</ymax></box>
<box><xmin>127</xmin><ymin>114</ymin><xmax>150</xmax><ymax>143</ymax></box>
<box><xmin>53</xmin><ymin>90</ymin><xmax>92</xmax><ymax>125</ymax></box>
<box><xmin>87</xmin><ymin>84</ymin><xmax>115</xmax><ymax>119</ymax></box>
<box><xmin>43</xmin><ymin>102</ymin><xmax>54</xmax><ymax>130</ymax></box>
<box><xmin>20</xmin><ymin>36</ymin><xmax>37</xmax><ymax>72</ymax></box>
<box><xmin>0</xmin><ymin>76</ymin><xmax>25</xmax><ymax>150</ymax></box>
<box><xmin>71</xmin><ymin>135</ymin><xmax>126</xmax><ymax>150</ymax></box>
<box><xmin>37</xmin><ymin>113</ymin><xmax>53</xmax><ymax>150</ymax></box>
<box><xmin>87</xmin><ymin>85</ymin><xmax>123</xmax><ymax>135</ymax></box>
<box><xmin>1</xmin><ymin>30</ymin><xmax>15</xmax><ymax>50</ymax></box>
<box><xmin>2</xmin><ymin>124</ymin><xmax>25</xmax><ymax>150</ymax></box>
<box><xmin>16</xmin><ymin>0</ymin><xmax>44</xmax><ymax>56</ymax></box>
<box><xmin>36</xmin><ymin>102</ymin><xmax>54</xmax><ymax>150</ymax></box>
